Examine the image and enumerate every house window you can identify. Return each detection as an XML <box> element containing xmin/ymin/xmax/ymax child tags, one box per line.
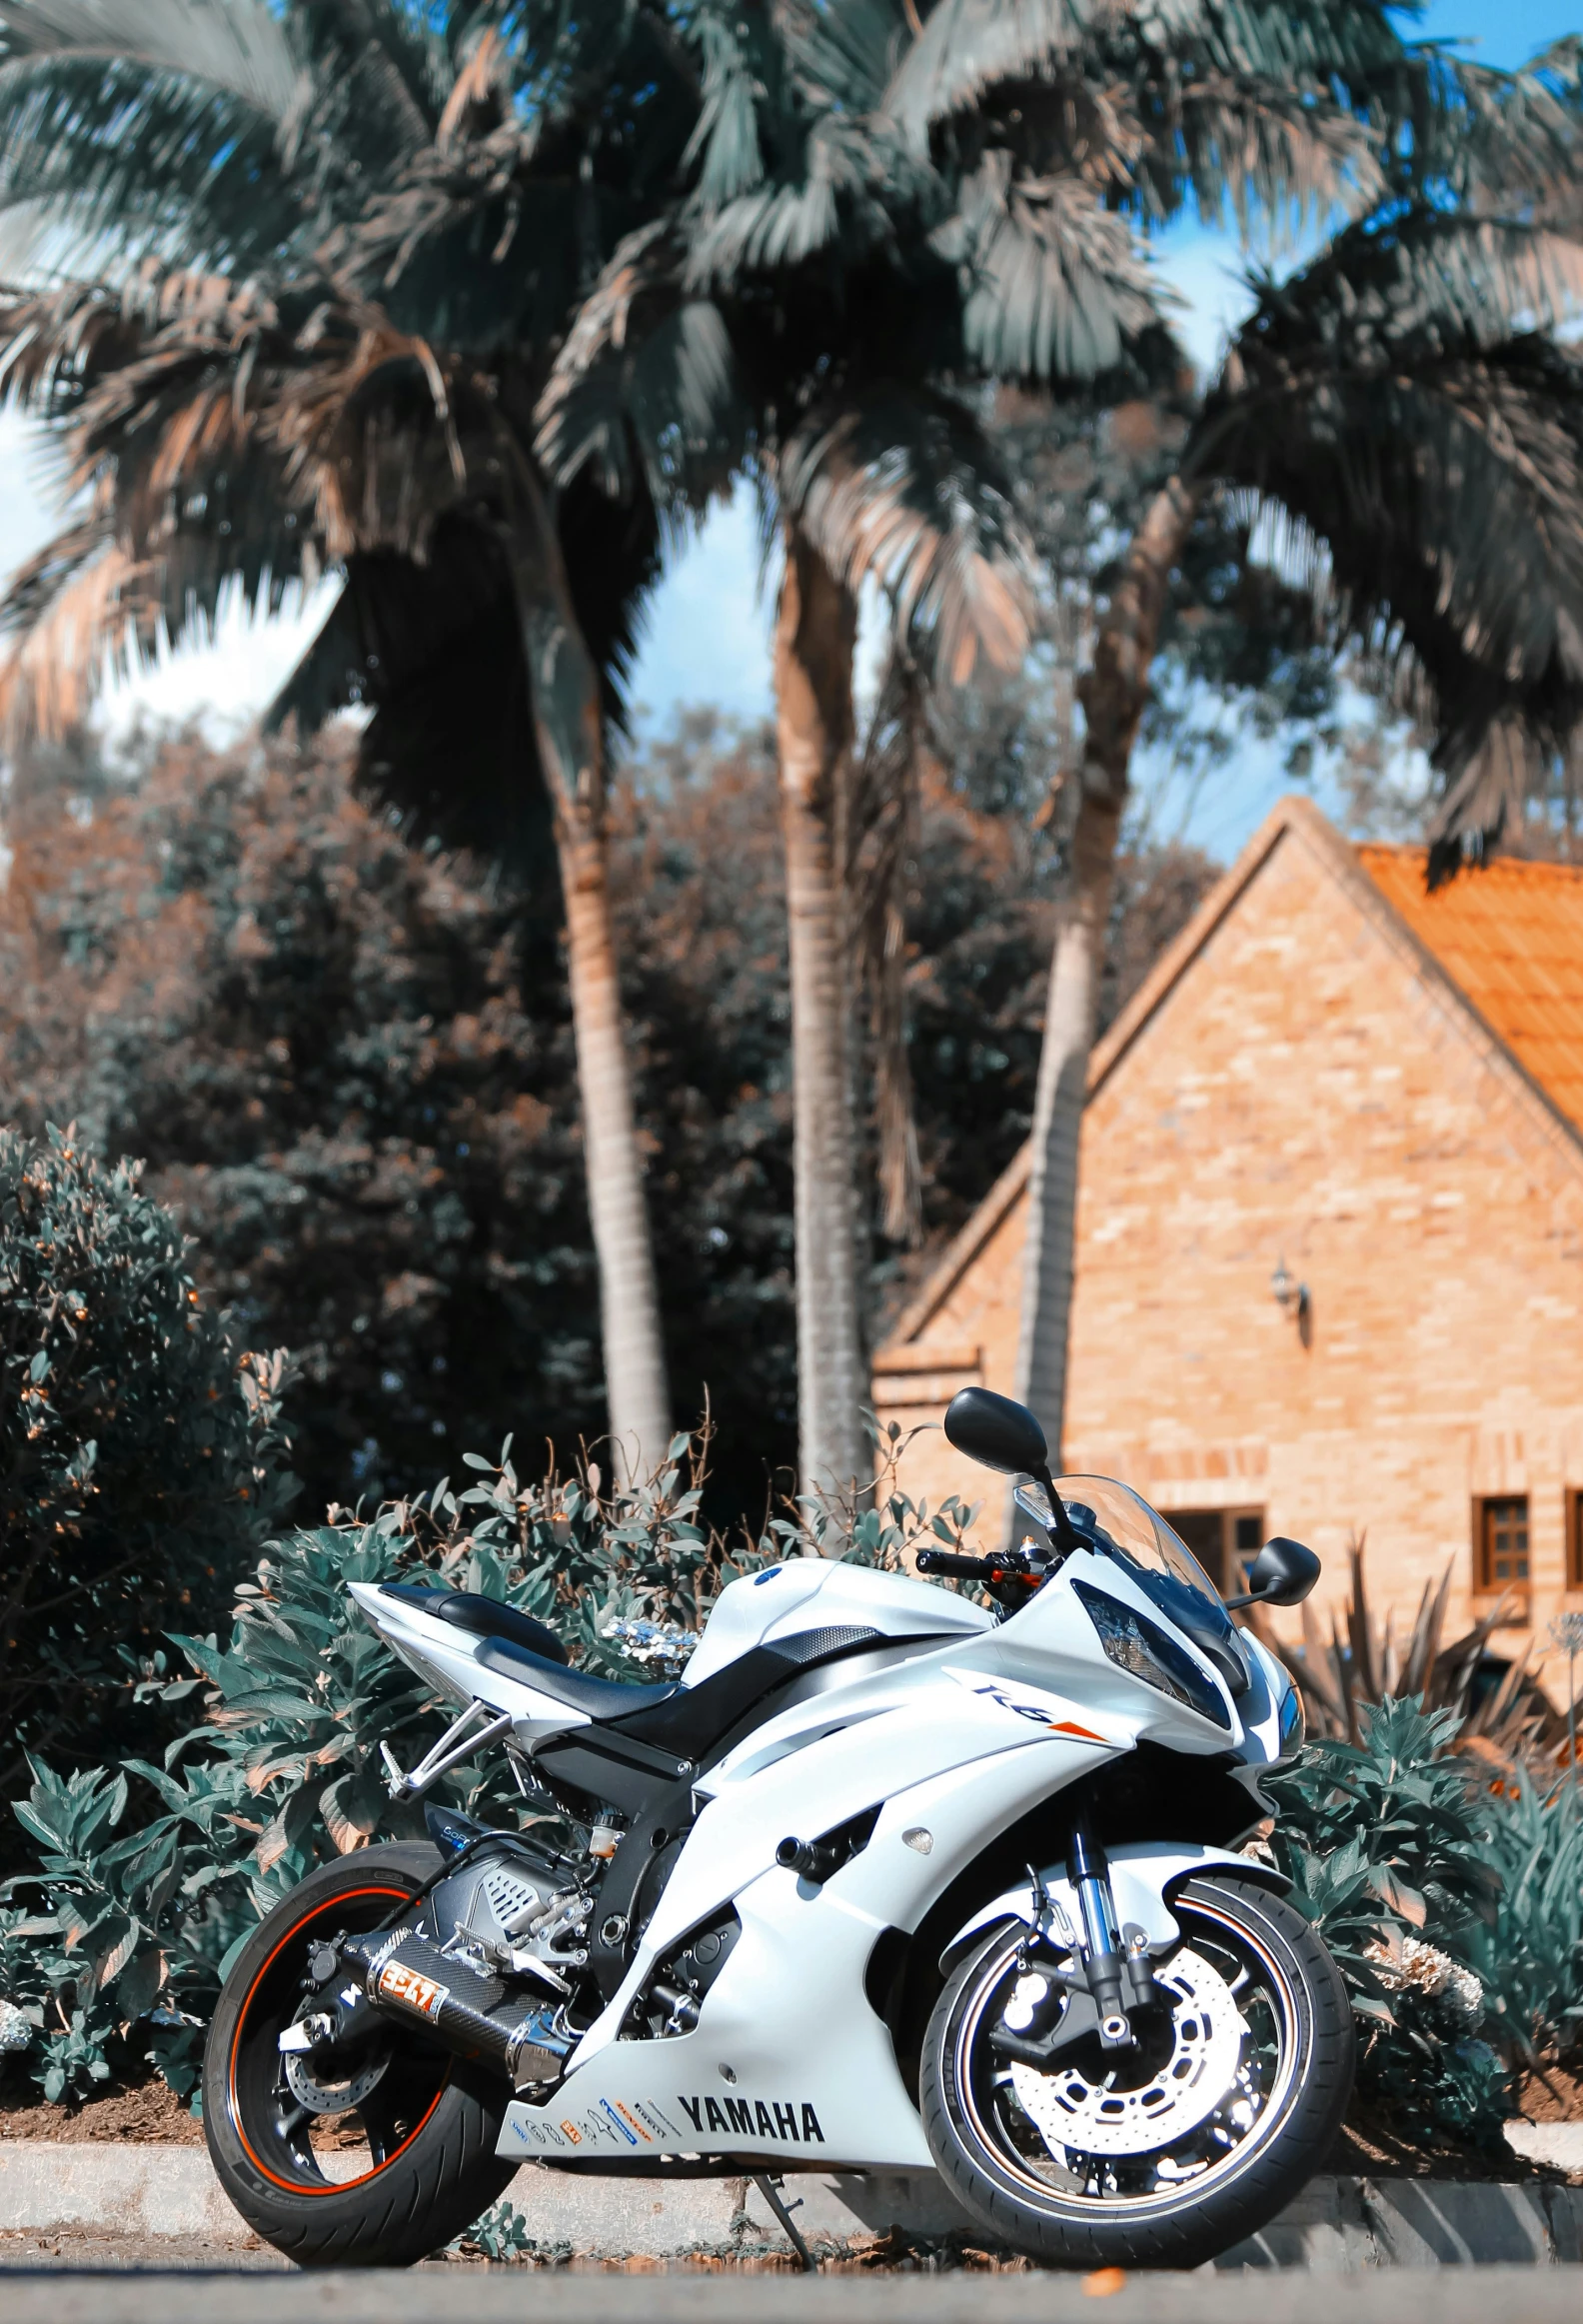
<box><xmin>1168</xmin><ymin>1509</ymin><xmax>1265</xmax><ymax>1593</ymax></box>
<box><xmin>1476</xmin><ymin>1495</ymin><xmax>1530</xmax><ymax>1605</ymax></box>
<box><xmin>1568</xmin><ymin>1491</ymin><xmax>1583</xmax><ymax>1591</ymax></box>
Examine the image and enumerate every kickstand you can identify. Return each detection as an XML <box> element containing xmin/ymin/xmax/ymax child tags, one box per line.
<box><xmin>753</xmin><ymin>2172</ymin><xmax>816</xmax><ymax>2272</ymax></box>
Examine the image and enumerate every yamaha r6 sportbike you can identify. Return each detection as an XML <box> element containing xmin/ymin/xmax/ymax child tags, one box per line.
<box><xmin>203</xmin><ymin>1386</ymin><xmax>1350</xmax><ymax>2269</ymax></box>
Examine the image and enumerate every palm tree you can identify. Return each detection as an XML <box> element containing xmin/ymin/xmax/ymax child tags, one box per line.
<box><xmin>886</xmin><ymin>6</ymin><xmax>1583</xmax><ymax>1454</ymax></box>
<box><xmin>538</xmin><ymin>0</ymin><xmax>1168</xmax><ymax>1501</ymax></box>
<box><xmin>0</xmin><ymin>0</ymin><xmax>706</xmax><ymax>1480</ymax></box>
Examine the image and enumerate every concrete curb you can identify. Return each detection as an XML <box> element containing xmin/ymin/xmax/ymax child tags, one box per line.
<box><xmin>0</xmin><ymin>2144</ymin><xmax>1580</xmax><ymax>2266</ymax></box>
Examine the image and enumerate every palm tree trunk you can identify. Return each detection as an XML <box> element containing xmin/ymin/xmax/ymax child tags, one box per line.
<box><xmin>504</xmin><ymin>478</ymin><xmax>671</xmax><ymax>1485</ymax></box>
<box><xmin>775</xmin><ymin>528</ymin><xmax>869</xmax><ymax>1509</ymax></box>
<box><xmin>1015</xmin><ymin>477</ymin><xmax>1199</xmax><ymax>1451</ymax></box>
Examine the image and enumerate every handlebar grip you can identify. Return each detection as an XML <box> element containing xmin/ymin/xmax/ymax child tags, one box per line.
<box><xmin>915</xmin><ymin>1548</ymin><xmax>996</xmax><ymax>1578</ymax></box>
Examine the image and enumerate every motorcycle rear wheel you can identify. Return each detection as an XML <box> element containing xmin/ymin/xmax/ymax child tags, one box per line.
<box><xmin>920</xmin><ymin>1872</ymin><xmax>1353</xmax><ymax>2271</ymax></box>
<box><xmin>203</xmin><ymin>1842</ymin><xmax>518</xmax><ymax>2267</ymax></box>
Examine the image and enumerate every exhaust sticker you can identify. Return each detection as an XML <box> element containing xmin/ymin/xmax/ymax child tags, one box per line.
<box><xmin>376</xmin><ymin>1958</ymin><xmax>450</xmax><ymax>2019</ymax></box>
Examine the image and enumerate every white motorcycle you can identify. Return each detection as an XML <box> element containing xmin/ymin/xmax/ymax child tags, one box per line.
<box><xmin>203</xmin><ymin>1387</ymin><xmax>1351</xmax><ymax>2270</ymax></box>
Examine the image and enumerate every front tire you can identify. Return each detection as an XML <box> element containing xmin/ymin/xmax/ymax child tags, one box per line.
<box><xmin>920</xmin><ymin>1873</ymin><xmax>1353</xmax><ymax>2270</ymax></box>
<box><xmin>203</xmin><ymin>1842</ymin><xmax>518</xmax><ymax>2267</ymax></box>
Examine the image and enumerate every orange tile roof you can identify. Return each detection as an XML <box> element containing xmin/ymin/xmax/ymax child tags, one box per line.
<box><xmin>1358</xmin><ymin>845</ymin><xmax>1583</xmax><ymax>1135</ymax></box>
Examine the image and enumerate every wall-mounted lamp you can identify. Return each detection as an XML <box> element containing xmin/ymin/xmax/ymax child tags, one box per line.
<box><xmin>1271</xmin><ymin>1254</ymin><xmax>1311</xmax><ymax>1332</ymax></box>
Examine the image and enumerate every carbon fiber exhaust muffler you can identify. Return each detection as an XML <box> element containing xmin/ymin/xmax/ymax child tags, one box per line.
<box><xmin>343</xmin><ymin>1926</ymin><xmax>573</xmax><ymax>2090</ymax></box>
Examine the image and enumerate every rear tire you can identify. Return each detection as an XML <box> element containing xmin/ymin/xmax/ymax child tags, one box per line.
<box><xmin>920</xmin><ymin>1873</ymin><xmax>1353</xmax><ymax>2270</ymax></box>
<box><xmin>203</xmin><ymin>1842</ymin><xmax>518</xmax><ymax>2267</ymax></box>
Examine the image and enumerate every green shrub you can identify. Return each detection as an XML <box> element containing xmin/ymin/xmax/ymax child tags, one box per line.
<box><xmin>1463</xmin><ymin>1768</ymin><xmax>1583</xmax><ymax>2076</ymax></box>
<box><xmin>0</xmin><ymin>1126</ymin><xmax>293</xmax><ymax>1803</ymax></box>
<box><xmin>1268</xmin><ymin>1696</ymin><xmax>1515</xmax><ymax>2148</ymax></box>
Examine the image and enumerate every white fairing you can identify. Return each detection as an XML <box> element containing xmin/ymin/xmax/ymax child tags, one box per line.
<box><xmin>681</xmin><ymin>1558</ymin><xmax>992</xmax><ymax>1685</ymax></box>
<box><xmin>347</xmin><ymin>1525</ymin><xmax>1303</xmax><ymax>2176</ymax></box>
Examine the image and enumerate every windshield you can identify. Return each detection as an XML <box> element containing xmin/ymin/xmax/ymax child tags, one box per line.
<box><xmin>1017</xmin><ymin>1473</ymin><xmax>1241</xmax><ymax>1667</ymax></box>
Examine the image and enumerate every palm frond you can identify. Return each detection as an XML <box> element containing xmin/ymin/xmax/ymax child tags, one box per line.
<box><xmin>1400</xmin><ymin>47</ymin><xmax>1583</xmax><ymax>215</ymax></box>
<box><xmin>1196</xmin><ymin>215</ymin><xmax>1583</xmax><ymax>856</ymax></box>
<box><xmin>786</xmin><ymin>0</ymin><xmax>906</xmax><ymax>116</ymax></box>
<box><xmin>289</xmin><ymin>0</ymin><xmax>444</xmax><ymax>155</ymax></box>
<box><xmin>0</xmin><ymin>57</ymin><xmax>296</xmax><ymax>280</ymax></box>
<box><xmin>683</xmin><ymin>8</ymin><xmax>770</xmax><ymax>207</ymax></box>
<box><xmin>269</xmin><ymin>516</ymin><xmax>556</xmax><ymax>879</ymax></box>
<box><xmin>1219</xmin><ymin>210</ymin><xmax>1583</xmax><ymax>372</ymax></box>
<box><xmin>683</xmin><ymin>112</ymin><xmax>897</xmax><ymax>286</ymax></box>
<box><xmin>935</xmin><ymin>151</ymin><xmax>1161</xmax><ymax>378</ymax></box>
<box><xmin>535</xmin><ymin>223</ymin><xmax>749</xmax><ymax>509</ymax></box>
<box><xmin>885</xmin><ymin>0</ymin><xmax>1100</xmax><ymax>149</ymax></box>
<box><xmin>0</xmin><ymin>0</ymin><xmax>300</xmax><ymax>117</ymax></box>
<box><xmin>779</xmin><ymin>389</ymin><xmax>1033</xmax><ymax>684</ymax></box>
<box><xmin>0</xmin><ymin>518</ymin><xmax>150</xmax><ymax>746</ymax></box>
<box><xmin>1158</xmin><ymin>73</ymin><xmax>1385</xmax><ymax>233</ymax></box>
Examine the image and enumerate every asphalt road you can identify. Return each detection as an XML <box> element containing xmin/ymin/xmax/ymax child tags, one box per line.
<box><xmin>0</xmin><ymin>2265</ymin><xmax>1576</xmax><ymax>2323</ymax></box>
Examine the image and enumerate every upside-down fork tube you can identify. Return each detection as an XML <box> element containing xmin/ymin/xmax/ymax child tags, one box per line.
<box><xmin>1066</xmin><ymin>1821</ymin><xmax>1132</xmax><ymax>2048</ymax></box>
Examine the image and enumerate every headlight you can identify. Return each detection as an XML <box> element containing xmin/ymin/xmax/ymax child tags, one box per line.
<box><xmin>1072</xmin><ymin>1580</ymin><xmax>1231</xmax><ymax>1730</ymax></box>
<box><xmin>1277</xmin><ymin>1679</ymin><xmax>1305</xmax><ymax>1756</ymax></box>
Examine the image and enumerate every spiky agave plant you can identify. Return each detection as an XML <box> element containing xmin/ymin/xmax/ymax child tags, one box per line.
<box><xmin>1249</xmin><ymin>1535</ymin><xmax>1572</xmax><ymax>1771</ymax></box>
<box><xmin>536</xmin><ymin>0</ymin><xmax>1175</xmax><ymax>1500</ymax></box>
<box><xmin>0</xmin><ymin>0</ymin><xmax>712</xmax><ymax>1482</ymax></box>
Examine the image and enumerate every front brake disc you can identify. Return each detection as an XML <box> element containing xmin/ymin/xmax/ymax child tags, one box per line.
<box><xmin>1008</xmin><ymin>1944</ymin><xmax>1247</xmax><ymax>2160</ymax></box>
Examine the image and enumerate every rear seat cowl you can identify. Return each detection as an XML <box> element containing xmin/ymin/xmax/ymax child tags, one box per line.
<box><xmin>378</xmin><ymin>1581</ymin><xmax>570</xmax><ymax>1666</ymax></box>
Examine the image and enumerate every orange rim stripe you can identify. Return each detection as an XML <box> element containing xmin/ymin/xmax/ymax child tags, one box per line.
<box><xmin>228</xmin><ymin>1882</ymin><xmax>450</xmax><ymax>2197</ymax></box>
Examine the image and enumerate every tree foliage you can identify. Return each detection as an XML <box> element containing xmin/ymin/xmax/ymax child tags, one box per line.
<box><xmin>0</xmin><ymin>719</ymin><xmax>1213</xmax><ymax>1528</ymax></box>
<box><xmin>0</xmin><ymin>1124</ymin><xmax>292</xmax><ymax>1803</ymax></box>
<box><xmin>0</xmin><ymin>727</ymin><xmax>606</xmax><ymax>1508</ymax></box>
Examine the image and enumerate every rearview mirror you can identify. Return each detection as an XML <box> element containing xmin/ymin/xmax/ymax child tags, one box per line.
<box><xmin>943</xmin><ymin>1386</ymin><xmax>1049</xmax><ymax>1478</ymax></box>
<box><xmin>1226</xmin><ymin>1536</ymin><xmax>1320</xmax><ymax>1610</ymax></box>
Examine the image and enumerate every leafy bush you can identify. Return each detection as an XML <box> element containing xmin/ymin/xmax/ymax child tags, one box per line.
<box><xmin>14</xmin><ymin>1420</ymin><xmax>1574</xmax><ymax>2155</ymax></box>
<box><xmin>0</xmin><ymin>1126</ymin><xmax>292</xmax><ymax>1805</ymax></box>
<box><xmin>0</xmin><ymin>1427</ymin><xmax>974</xmax><ymax>2103</ymax></box>
<box><xmin>1463</xmin><ymin>1768</ymin><xmax>1583</xmax><ymax>2077</ymax></box>
<box><xmin>1269</xmin><ymin>1696</ymin><xmax>1529</xmax><ymax>2150</ymax></box>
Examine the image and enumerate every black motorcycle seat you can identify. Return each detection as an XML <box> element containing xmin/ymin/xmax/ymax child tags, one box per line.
<box><xmin>385</xmin><ymin>1581</ymin><xmax>960</xmax><ymax>1769</ymax></box>
<box><xmin>474</xmin><ymin>1634</ymin><xmax>680</xmax><ymax>1718</ymax></box>
<box><xmin>483</xmin><ymin>1623</ymin><xmax>914</xmax><ymax>1764</ymax></box>
<box><xmin>379</xmin><ymin>1583</ymin><xmax>571</xmax><ymax>1666</ymax></box>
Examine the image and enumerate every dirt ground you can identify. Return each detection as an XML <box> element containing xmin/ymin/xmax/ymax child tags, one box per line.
<box><xmin>0</xmin><ymin>2080</ymin><xmax>205</xmax><ymax>2146</ymax></box>
<box><xmin>1511</xmin><ymin>2063</ymin><xmax>1583</xmax><ymax>2123</ymax></box>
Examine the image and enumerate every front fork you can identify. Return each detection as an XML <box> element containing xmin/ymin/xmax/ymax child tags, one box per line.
<box><xmin>1065</xmin><ymin>1820</ymin><xmax>1156</xmax><ymax>2051</ymax></box>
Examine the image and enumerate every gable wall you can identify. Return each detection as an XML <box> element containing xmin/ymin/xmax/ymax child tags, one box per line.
<box><xmin>876</xmin><ymin>819</ymin><xmax>1583</xmax><ymax>1661</ymax></box>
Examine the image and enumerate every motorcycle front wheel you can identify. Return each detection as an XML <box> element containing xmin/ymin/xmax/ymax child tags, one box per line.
<box><xmin>203</xmin><ymin>1842</ymin><xmax>518</xmax><ymax>2267</ymax></box>
<box><xmin>920</xmin><ymin>1872</ymin><xmax>1353</xmax><ymax>2271</ymax></box>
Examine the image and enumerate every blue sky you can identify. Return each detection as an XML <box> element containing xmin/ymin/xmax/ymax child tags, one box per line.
<box><xmin>0</xmin><ymin>0</ymin><xmax>1577</xmax><ymax>852</ymax></box>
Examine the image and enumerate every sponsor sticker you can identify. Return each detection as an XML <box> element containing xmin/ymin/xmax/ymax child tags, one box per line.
<box><xmin>598</xmin><ymin>2098</ymin><xmax>640</xmax><ymax>2148</ymax></box>
<box><xmin>376</xmin><ymin>1958</ymin><xmax>449</xmax><ymax>2019</ymax></box>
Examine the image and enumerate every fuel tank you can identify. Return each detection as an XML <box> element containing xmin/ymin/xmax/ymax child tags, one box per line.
<box><xmin>681</xmin><ymin>1556</ymin><xmax>992</xmax><ymax>1687</ymax></box>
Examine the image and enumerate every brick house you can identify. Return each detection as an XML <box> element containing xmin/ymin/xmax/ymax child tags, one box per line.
<box><xmin>873</xmin><ymin>797</ymin><xmax>1583</xmax><ymax>1677</ymax></box>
